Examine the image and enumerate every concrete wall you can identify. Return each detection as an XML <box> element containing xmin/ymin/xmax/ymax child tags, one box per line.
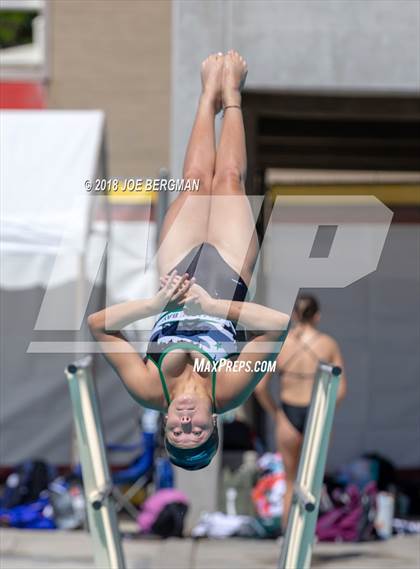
<box><xmin>48</xmin><ymin>0</ymin><xmax>171</xmax><ymax>179</ymax></box>
<box><xmin>171</xmin><ymin>0</ymin><xmax>420</xmax><ymax>177</ymax></box>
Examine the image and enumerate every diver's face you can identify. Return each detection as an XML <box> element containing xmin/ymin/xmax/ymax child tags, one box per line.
<box><xmin>165</xmin><ymin>394</ymin><xmax>215</xmax><ymax>448</ymax></box>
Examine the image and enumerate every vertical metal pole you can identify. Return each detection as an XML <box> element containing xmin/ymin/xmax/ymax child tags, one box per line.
<box><xmin>278</xmin><ymin>363</ymin><xmax>341</xmax><ymax>569</ymax></box>
<box><xmin>65</xmin><ymin>357</ymin><xmax>126</xmax><ymax>569</ymax></box>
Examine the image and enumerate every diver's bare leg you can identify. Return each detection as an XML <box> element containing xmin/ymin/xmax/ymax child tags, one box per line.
<box><xmin>207</xmin><ymin>50</ymin><xmax>258</xmax><ymax>285</ymax></box>
<box><xmin>158</xmin><ymin>54</ymin><xmax>223</xmax><ymax>276</ymax></box>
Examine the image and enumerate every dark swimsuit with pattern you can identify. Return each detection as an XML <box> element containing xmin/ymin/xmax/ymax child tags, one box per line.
<box><xmin>146</xmin><ymin>242</ymin><xmax>249</xmax><ymax>365</ymax></box>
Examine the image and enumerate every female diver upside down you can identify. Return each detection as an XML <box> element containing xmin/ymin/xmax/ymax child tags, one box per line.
<box><xmin>88</xmin><ymin>51</ymin><xmax>290</xmax><ymax>470</ymax></box>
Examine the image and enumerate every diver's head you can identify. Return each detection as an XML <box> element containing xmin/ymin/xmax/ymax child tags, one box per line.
<box><xmin>293</xmin><ymin>294</ymin><xmax>320</xmax><ymax>326</ymax></box>
<box><xmin>164</xmin><ymin>394</ymin><xmax>219</xmax><ymax>470</ymax></box>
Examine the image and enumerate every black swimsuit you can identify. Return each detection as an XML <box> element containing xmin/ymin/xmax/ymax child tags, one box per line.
<box><xmin>278</xmin><ymin>331</ymin><xmax>321</xmax><ymax>435</ymax></box>
<box><xmin>280</xmin><ymin>402</ymin><xmax>309</xmax><ymax>435</ymax></box>
<box><xmin>145</xmin><ymin>242</ymin><xmax>249</xmax><ymax>365</ymax></box>
<box><xmin>169</xmin><ymin>242</ymin><xmax>248</xmax><ymax>303</ymax></box>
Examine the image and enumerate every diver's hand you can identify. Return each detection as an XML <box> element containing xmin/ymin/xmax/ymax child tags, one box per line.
<box><xmin>152</xmin><ymin>270</ymin><xmax>195</xmax><ymax>312</ymax></box>
<box><xmin>179</xmin><ymin>283</ymin><xmax>214</xmax><ymax>316</ymax></box>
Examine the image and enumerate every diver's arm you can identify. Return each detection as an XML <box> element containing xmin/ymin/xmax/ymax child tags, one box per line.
<box><xmin>208</xmin><ymin>298</ymin><xmax>289</xmax><ymax>331</ymax></box>
<box><xmin>180</xmin><ymin>282</ymin><xmax>289</xmax><ymax>331</ymax></box>
<box><xmin>87</xmin><ymin>323</ymin><xmax>159</xmax><ymax>408</ymax></box>
<box><xmin>88</xmin><ymin>298</ymin><xmax>157</xmax><ymax>333</ymax></box>
<box><xmin>87</xmin><ymin>271</ymin><xmax>192</xmax><ymax>409</ymax></box>
<box><xmin>89</xmin><ymin>271</ymin><xmax>192</xmax><ymax>332</ymax></box>
<box><xmin>216</xmin><ymin>332</ymin><xmax>287</xmax><ymax>413</ymax></box>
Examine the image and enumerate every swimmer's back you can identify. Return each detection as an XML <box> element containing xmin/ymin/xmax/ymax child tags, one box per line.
<box><xmin>277</xmin><ymin>328</ymin><xmax>341</xmax><ymax>404</ymax></box>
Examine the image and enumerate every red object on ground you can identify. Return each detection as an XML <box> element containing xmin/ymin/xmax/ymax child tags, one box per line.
<box><xmin>0</xmin><ymin>82</ymin><xmax>45</xmax><ymax>108</ymax></box>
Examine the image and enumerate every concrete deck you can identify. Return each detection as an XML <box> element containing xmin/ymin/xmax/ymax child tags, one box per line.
<box><xmin>1</xmin><ymin>528</ymin><xmax>419</xmax><ymax>569</ymax></box>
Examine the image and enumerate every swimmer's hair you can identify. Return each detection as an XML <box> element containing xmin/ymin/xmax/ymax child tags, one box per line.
<box><xmin>164</xmin><ymin>424</ymin><xmax>219</xmax><ymax>471</ymax></box>
<box><xmin>294</xmin><ymin>294</ymin><xmax>320</xmax><ymax>323</ymax></box>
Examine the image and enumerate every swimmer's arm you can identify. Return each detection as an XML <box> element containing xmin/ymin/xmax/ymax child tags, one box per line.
<box><xmin>88</xmin><ymin>298</ymin><xmax>159</xmax><ymax>332</ymax></box>
<box><xmin>254</xmin><ymin>370</ymin><xmax>278</xmax><ymax>419</ymax></box>
<box><xmin>87</xmin><ymin>301</ymin><xmax>157</xmax><ymax>400</ymax></box>
<box><xmin>216</xmin><ymin>332</ymin><xmax>287</xmax><ymax>413</ymax></box>
<box><xmin>206</xmin><ymin>298</ymin><xmax>290</xmax><ymax>331</ymax></box>
<box><xmin>88</xmin><ymin>271</ymin><xmax>192</xmax><ymax>331</ymax></box>
<box><xmin>87</xmin><ymin>302</ymin><xmax>162</xmax><ymax>407</ymax></box>
<box><xmin>181</xmin><ymin>283</ymin><xmax>289</xmax><ymax>330</ymax></box>
<box><xmin>87</xmin><ymin>312</ymin><xmax>158</xmax><ymax>406</ymax></box>
<box><xmin>87</xmin><ymin>273</ymin><xmax>192</xmax><ymax>408</ymax></box>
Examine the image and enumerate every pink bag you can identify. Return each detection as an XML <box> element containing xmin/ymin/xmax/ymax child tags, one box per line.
<box><xmin>137</xmin><ymin>489</ymin><xmax>189</xmax><ymax>535</ymax></box>
<box><xmin>316</xmin><ymin>482</ymin><xmax>378</xmax><ymax>542</ymax></box>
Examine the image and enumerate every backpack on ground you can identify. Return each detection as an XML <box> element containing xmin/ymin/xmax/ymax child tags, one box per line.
<box><xmin>316</xmin><ymin>481</ymin><xmax>378</xmax><ymax>542</ymax></box>
<box><xmin>137</xmin><ymin>488</ymin><xmax>189</xmax><ymax>538</ymax></box>
<box><xmin>1</xmin><ymin>460</ymin><xmax>56</xmax><ymax>509</ymax></box>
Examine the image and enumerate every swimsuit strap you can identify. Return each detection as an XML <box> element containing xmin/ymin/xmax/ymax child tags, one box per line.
<box><xmin>280</xmin><ymin>330</ymin><xmax>322</xmax><ymax>377</ymax></box>
<box><xmin>147</xmin><ymin>341</ymin><xmax>217</xmax><ymax>413</ymax></box>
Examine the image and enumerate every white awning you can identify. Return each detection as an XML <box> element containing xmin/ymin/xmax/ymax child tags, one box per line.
<box><xmin>0</xmin><ymin>110</ymin><xmax>105</xmax><ymax>288</ymax></box>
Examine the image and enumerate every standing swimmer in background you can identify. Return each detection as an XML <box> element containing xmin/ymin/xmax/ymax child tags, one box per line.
<box><xmin>254</xmin><ymin>295</ymin><xmax>347</xmax><ymax>531</ymax></box>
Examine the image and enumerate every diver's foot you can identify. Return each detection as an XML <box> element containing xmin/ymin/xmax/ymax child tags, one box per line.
<box><xmin>222</xmin><ymin>49</ymin><xmax>248</xmax><ymax>108</ymax></box>
<box><xmin>200</xmin><ymin>53</ymin><xmax>224</xmax><ymax>113</ymax></box>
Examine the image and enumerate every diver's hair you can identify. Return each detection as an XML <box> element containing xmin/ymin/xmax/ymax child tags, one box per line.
<box><xmin>294</xmin><ymin>294</ymin><xmax>320</xmax><ymax>323</ymax></box>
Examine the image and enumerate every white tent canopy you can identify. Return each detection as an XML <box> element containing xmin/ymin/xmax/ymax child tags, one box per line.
<box><xmin>1</xmin><ymin>110</ymin><xmax>104</xmax><ymax>288</ymax></box>
<box><xmin>0</xmin><ymin>110</ymin><xmax>142</xmax><ymax>465</ymax></box>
